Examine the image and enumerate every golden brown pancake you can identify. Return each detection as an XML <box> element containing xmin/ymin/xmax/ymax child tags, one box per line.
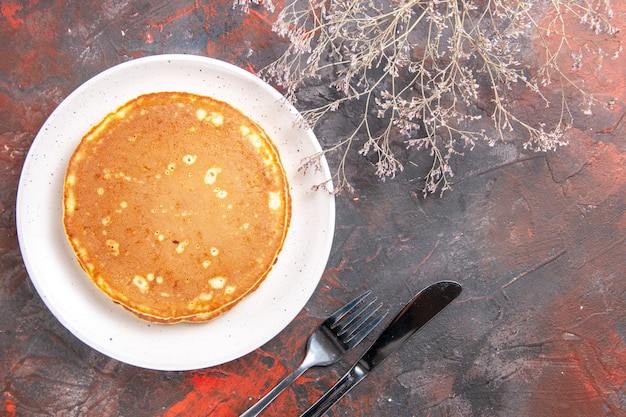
<box><xmin>63</xmin><ymin>92</ymin><xmax>291</xmax><ymax>323</ymax></box>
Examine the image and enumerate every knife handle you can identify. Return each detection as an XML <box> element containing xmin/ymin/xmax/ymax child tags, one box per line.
<box><xmin>300</xmin><ymin>363</ymin><xmax>368</xmax><ymax>417</ymax></box>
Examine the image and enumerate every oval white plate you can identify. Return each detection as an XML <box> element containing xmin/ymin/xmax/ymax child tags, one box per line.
<box><xmin>16</xmin><ymin>54</ymin><xmax>334</xmax><ymax>371</ymax></box>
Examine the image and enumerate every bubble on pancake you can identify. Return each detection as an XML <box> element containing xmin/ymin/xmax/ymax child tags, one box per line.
<box><xmin>106</xmin><ymin>239</ymin><xmax>120</xmax><ymax>256</ymax></box>
<box><xmin>175</xmin><ymin>239</ymin><xmax>189</xmax><ymax>254</ymax></box>
<box><xmin>214</xmin><ymin>188</ymin><xmax>228</xmax><ymax>199</ymax></box>
<box><xmin>196</xmin><ymin>108</ymin><xmax>207</xmax><ymax>121</ymax></box>
<box><xmin>207</xmin><ymin>112</ymin><xmax>224</xmax><ymax>127</ymax></box>
<box><xmin>187</xmin><ymin>292</ymin><xmax>216</xmax><ymax>311</ymax></box>
<box><xmin>247</xmin><ymin>134</ymin><xmax>262</xmax><ymax>148</ymax></box>
<box><xmin>269</xmin><ymin>191</ymin><xmax>282</xmax><ymax>211</ymax></box>
<box><xmin>182</xmin><ymin>154</ymin><xmax>197</xmax><ymax>165</ymax></box>
<box><xmin>208</xmin><ymin>276</ymin><xmax>226</xmax><ymax>289</ymax></box>
<box><xmin>154</xmin><ymin>230</ymin><xmax>165</xmax><ymax>242</ymax></box>
<box><xmin>133</xmin><ymin>275</ymin><xmax>149</xmax><ymax>293</ymax></box>
<box><xmin>65</xmin><ymin>189</ymin><xmax>76</xmax><ymax>214</ymax></box>
<box><xmin>262</xmin><ymin>149</ymin><xmax>276</xmax><ymax>167</ymax></box>
<box><xmin>196</xmin><ymin>108</ymin><xmax>224</xmax><ymax>127</ymax></box>
<box><xmin>204</xmin><ymin>167</ymin><xmax>221</xmax><ymax>185</ymax></box>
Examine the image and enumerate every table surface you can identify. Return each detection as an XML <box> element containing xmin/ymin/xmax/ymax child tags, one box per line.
<box><xmin>1</xmin><ymin>1</ymin><xmax>624</xmax><ymax>416</ymax></box>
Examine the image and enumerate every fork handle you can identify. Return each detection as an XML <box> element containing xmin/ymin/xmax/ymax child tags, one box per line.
<box><xmin>300</xmin><ymin>363</ymin><xmax>368</xmax><ymax>417</ymax></box>
<box><xmin>240</xmin><ymin>362</ymin><xmax>311</xmax><ymax>417</ymax></box>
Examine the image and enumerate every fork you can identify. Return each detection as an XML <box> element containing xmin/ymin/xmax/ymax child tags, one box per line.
<box><xmin>240</xmin><ymin>291</ymin><xmax>387</xmax><ymax>417</ymax></box>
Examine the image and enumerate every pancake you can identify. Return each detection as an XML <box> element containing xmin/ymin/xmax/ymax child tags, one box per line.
<box><xmin>63</xmin><ymin>92</ymin><xmax>291</xmax><ymax>323</ymax></box>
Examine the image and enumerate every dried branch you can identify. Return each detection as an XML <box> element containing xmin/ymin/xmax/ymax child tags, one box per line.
<box><xmin>238</xmin><ymin>0</ymin><xmax>620</xmax><ymax>196</ymax></box>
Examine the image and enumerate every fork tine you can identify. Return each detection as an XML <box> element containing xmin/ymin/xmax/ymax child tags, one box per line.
<box><xmin>333</xmin><ymin>298</ymin><xmax>377</xmax><ymax>336</ymax></box>
<box><xmin>338</xmin><ymin>301</ymin><xmax>382</xmax><ymax>339</ymax></box>
<box><xmin>344</xmin><ymin>308</ymin><xmax>387</xmax><ymax>349</ymax></box>
<box><xmin>325</xmin><ymin>291</ymin><xmax>371</xmax><ymax>326</ymax></box>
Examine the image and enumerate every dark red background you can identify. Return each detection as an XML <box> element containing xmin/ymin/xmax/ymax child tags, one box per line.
<box><xmin>1</xmin><ymin>1</ymin><xmax>624</xmax><ymax>416</ymax></box>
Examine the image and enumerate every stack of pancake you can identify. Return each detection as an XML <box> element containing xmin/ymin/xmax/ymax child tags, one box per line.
<box><xmin>63</xmin><ymin>92</ymin><xmax>291</xmax><ymax>323</ymax></box>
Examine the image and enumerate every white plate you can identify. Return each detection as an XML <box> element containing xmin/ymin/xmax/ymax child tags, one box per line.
<box><xmin>16</xmin><ymin>54</ymin><xmax>334</xmax><ymax>371</ymax></box>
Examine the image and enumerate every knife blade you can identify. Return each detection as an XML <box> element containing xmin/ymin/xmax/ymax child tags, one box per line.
<box><xmin>300</xmin><ymin>280</ymin><xmax>462</xmax><ymax>417</ymax></box>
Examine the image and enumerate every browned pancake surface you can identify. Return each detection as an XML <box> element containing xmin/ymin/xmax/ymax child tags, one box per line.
<box><xmin>63</xmin><ymin>92</ymin><xmax>291</xmax><ymax>323</ymax></box>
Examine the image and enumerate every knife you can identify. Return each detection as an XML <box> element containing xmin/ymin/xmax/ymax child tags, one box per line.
<box><xmin>300</xmin><ymin>280</ymin><xmax>462</xmax><ymax>417</ymax></box>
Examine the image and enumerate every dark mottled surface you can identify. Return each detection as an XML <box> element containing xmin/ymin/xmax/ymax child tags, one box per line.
<box><xmin>1</xmin><ymin>1</ymin><xmax>624</xmax><ymax>416</ymax></box>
